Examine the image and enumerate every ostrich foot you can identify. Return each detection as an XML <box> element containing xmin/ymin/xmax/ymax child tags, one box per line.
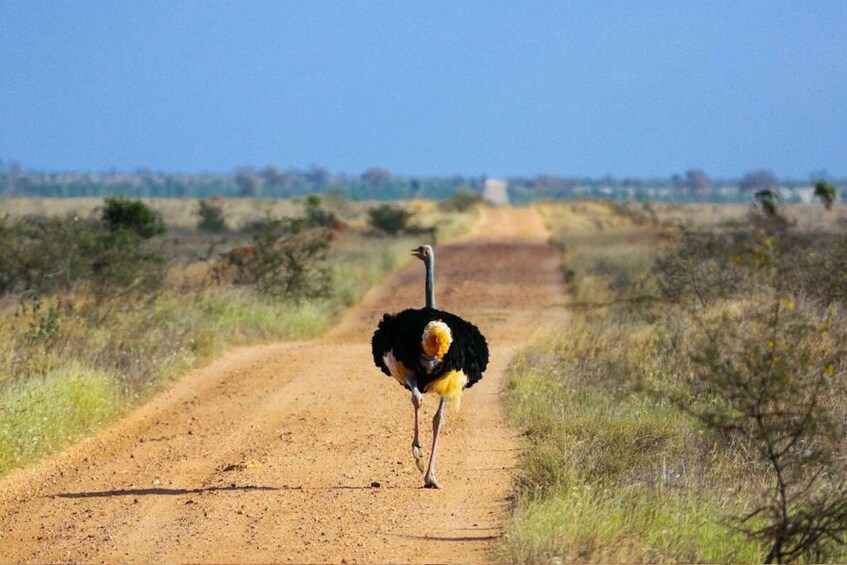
<box><xmin>413</xmin><ymin>445</ymin><xmax>426</xmax><ymax>473</ymax></box>
<box><xmin>424</xmin><ymin>472</ymin><xmax>443</xmax><ymax>489</ymax></box>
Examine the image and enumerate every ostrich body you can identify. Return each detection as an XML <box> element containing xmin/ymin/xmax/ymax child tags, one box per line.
<box><xmin>371</xmin><ymin>245</ymin><xmax>489</xmax><ymax>488</ymax></box>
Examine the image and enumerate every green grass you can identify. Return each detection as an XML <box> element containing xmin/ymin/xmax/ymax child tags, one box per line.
<box><xmin>0</xmin><ymin>364</ymin><xmax>125</xmax><ymax>472</ymax></box>
<box><xmin>501</xmin><ymin>323</ymin><xmax>762</xmax><ymax>563</ymax></box>
<box><xmin>503</xmin><ymin>488</ymin><xmax>758</xmax><ymax>564</ymax></box>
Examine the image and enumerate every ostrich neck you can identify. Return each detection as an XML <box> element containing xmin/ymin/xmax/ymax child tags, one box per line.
<box><xmin>425</xmin><ymin>256</ymin><xmax>435</xmax><ymax>309</ymax></box>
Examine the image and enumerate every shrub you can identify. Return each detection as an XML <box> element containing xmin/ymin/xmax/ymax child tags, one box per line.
<box><xmin>304</xmin><ymin>194</ymin><xmax>337</xmax><ymax>228</ymax></box>
<box><xmin>367</xmin><ymin>204</ymin><xmax>412</xmax><ymax>235</ymax></box>
<box><xmin>0</xmin><ymin>212</ymin><xmax>165</xmax><ymax>298</ymax></box>
<box><xmin>246</xmin><ymin>218</ymin><xmax>331</xmax><ymax>300</ymax></box>
<box><xmin>654</xmin><ymin>228</ymin><xmax>746</xmax><ymax>308</ymax></box>
<box><xmin>678</xmin><ymin>296</ymin><xmax>847</xmax><ymax>564</ymax></box>
<box><xmin>793</xmin><ymin>234</ymin><xmax>847</xmax><ymax>305</ymax></box>
<box><xmin>197</xmin><ymin>200</ymin><xmax>227</xmax><ymax>233</ymax></box>
<box><xmin>101</xmin><ymin>196</ymin><xmax>165</xmax><ymax>239</ymax></box>
<box><xmin>0</xmin><ymin>215</ymin><xmax>94</xmax><ymax>295</ymax></box>
<box><xmin>84</xmin><ymin>229</ymin><xmax>166</xmax><ymax>295</ymax></box>
<box><xmin>660</xmin><ymin>207</ymin><xmax>847</xmax><ymax>563</ymax></box>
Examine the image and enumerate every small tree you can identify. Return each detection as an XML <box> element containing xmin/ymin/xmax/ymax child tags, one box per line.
<box><xmin>753</xmin><ymin>189</ymin><xmax>778</xmax><ymax>216</ymax></box>
<box><xmin>86</xmin><ymin>228</ymin><xmax>166</xmax><ymax>295</ymax></box>
<box><xmin>814</xmin><ymin>181</ymin><xmax>837</xmax><ymax>210</ymax></box>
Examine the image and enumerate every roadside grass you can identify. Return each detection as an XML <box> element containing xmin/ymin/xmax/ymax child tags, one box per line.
<box><xmin>501</xmin><ymin>319</ymin><xmax>762</xmax><ymax>563</ymax></box>
<box><xmin>0</xmin><ymin>364</ymin><xmax>125</xmax><ymax>472</ymax></box>
<box><xmin>0</xmin><ymin>198</ymin><xmax>478</xmax><ymax>477</ymax></box>
<box><xmin>499</xmin><ymin>201</ymin><xmax>766</xmax><ymax>563</ymax></box>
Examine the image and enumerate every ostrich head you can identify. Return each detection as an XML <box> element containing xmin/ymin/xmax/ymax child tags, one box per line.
<box><xmin>411</xmin><ymin>245</ymin><xmax>433</xmax><ymax>262</ymax></box>
<box><xmin>412</xmin><ymin>245</ymin><xmax>436</xmax><ymax>309</ymax></box>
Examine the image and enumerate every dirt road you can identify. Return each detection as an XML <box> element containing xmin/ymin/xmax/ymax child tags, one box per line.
<box><xmin>0</xmin><ymin>207</ymin><xmax>567</xmax><ymax>564</ymax></box>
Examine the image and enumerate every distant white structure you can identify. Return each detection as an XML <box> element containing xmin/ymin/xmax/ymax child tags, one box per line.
<box><xmin>484</xmin><ymin>178</ymin><xmax>510</xmax><ymax>206</ymax></box>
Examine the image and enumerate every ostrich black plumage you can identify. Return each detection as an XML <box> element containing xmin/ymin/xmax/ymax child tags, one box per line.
<box><xmin>371</xmin><ymin>245</ymin><xmax>489</xmax><ymax>488</ymax></box>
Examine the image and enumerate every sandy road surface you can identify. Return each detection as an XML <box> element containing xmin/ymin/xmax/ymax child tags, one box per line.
<box><xmin>0</xmin><ymin>207</ymin><xmax>567</xmax><ymax>564</ymax></box>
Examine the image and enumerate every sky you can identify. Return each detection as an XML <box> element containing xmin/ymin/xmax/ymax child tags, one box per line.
<box><xmin>1</xmin><ymin>1</ymin><xmax>845</xmax><ymax>179</ymax></box>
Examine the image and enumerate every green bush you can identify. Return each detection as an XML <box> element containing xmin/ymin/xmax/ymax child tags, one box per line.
<box><xmin>367</xmin><ymin>204</ymin><xmax>412</xmax><ymax>235</ymax></box>
<box><xmin>101</xmin><ymin>196</ymin><xmax>165</xmax><ymax>239</ymax></box>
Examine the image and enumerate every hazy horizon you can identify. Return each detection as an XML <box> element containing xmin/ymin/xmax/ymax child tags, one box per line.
<box><xmin>2</xmin><ymin>1</ymin><xmax>845</xmax><ymax>179</ymax></box>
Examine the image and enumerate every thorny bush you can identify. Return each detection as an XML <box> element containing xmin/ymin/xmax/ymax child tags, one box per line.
<box><xmin>245</xmin><ymin>217</ymin><xmax>331</xmax><ymax>301</ymax></box>
<box><xmin>659</xmin><ymin>204</ymin><xmax>847</xmax><ymax>563</ymax></box>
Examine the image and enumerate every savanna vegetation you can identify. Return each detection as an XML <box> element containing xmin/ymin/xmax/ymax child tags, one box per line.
<box><xmin>500</xmin><ymin>199</ymin><xmax>847</xmax><ymax>563</ymax></box>
<box><xmin>0</xmin><ymin>195</ymin><xmax>481</xmax><ymax>477</ymax></box>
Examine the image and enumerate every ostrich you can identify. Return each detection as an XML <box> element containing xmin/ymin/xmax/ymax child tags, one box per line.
<box><xmin>371</xmin><ymin>245</ymin><xmax>489</xmax><ymax>488</ymax></box>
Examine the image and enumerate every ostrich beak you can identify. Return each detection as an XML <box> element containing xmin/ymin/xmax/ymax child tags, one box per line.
<box><xmin>412</xmin><ymin>248</ymin><xmax>425</xmax><ymax>259</ymax></box>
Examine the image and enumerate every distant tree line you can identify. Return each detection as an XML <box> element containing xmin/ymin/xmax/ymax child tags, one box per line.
<box><xmin>0</xmin><ymin>158</ymin><xmax>843</xmax><ymax>204</ymax></box>
<box><xmin>508</xmin><ymin>168</ymin><xmax>845</xmax><ymax>204</ymax></box>
<box><xmin>0</xmin><ymin>159</ymin><xmax>484</xmax><ymax>201</ymax></box>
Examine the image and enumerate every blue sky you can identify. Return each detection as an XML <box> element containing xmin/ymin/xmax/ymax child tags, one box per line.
<box><xmin>1</xmin><ymin>1</ymin><xmax>845</xmax><ymax>178</ymax></box>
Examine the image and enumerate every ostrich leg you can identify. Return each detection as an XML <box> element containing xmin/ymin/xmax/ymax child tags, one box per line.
<box><xmin>405</xmin><ymin>376</ymin><xmax>426</xmax><ymax>472</ymax></box>
<box><xmin>424</xmin><ymin>397</ymin><xmax>447</xmax><ymax>489</ymax></box>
